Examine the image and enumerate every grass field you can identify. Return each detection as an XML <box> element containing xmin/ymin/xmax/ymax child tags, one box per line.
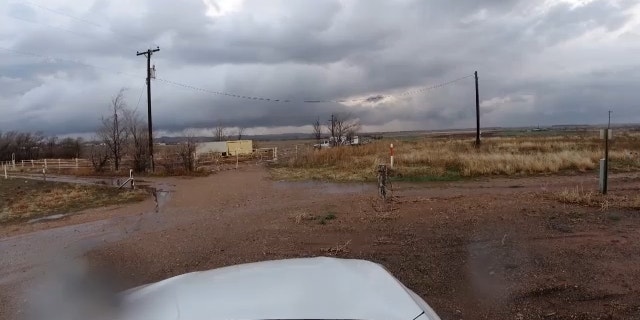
<box><xmin>271</xmin><ymin>131</ymin><xmax>640</xmax><ymax>182</ymax></box>
<box><xmin>0</xmin><ymin>179</ymin><xmax>147</xmax><ymax>223</ymax></box>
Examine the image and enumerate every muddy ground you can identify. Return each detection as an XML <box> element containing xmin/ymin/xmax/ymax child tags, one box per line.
<box><xmin>1</xmin><ymin>167</ymin><xmax>640</xmax><ymax>319</ymax></box>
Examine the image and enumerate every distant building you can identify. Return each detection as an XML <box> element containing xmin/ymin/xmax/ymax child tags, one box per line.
<box><xmin>196</xmin><ymin>140</ymin><xmax>253</xmax><ymax>157</ymax></box>
<box><xmin>197</xmin><ymin>142</ymin><xmax>229</xmax><ymax>155</ymax></box>
<box><xmin>227</xmin><ymin>140</ymin><xmax>253</xmax><ymax>156</ymax></box>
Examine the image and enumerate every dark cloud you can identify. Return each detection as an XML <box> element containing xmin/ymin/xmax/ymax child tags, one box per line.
<box><xmin>1</xmin><ymin>0</ymin><xmax>639</xmax><ymax>135</ymax></box>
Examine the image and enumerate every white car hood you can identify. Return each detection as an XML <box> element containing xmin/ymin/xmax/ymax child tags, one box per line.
<box><xmin>119</xmin><ymin>257</ymin><xmax>439</xmax><ymax>320</ymax></box>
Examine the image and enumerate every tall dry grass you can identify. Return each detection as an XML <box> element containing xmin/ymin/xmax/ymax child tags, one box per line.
<box><xmin>271</xmin><ymin>133</ymin><xmax>640</xmax><ymax>181</ymax></box>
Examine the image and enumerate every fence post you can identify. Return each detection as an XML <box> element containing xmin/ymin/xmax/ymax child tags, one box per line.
<box><xmin>42</xmin><ymin>167</ymin><xmax>46</xmax><ymax>181</ymax></box>
<box><xmin>274</xmin><ymin>147</ymin><xmax>278</xmax><ymax>161</ymax></box>
<box><xmin>390</xmin><ymin>144</ymin><xmax>394</xmax><ymax>169</ymax></box>
<box><xmin>44</xmin><ymin>159</ymin><xmax>47</xmax><ymax>169</ymax></box>
<box><xmin>130</xmin><ymin>169</ymin><xmax>135</xmax><ymax>189</ymax></box>
<box><xmin>58</xmin><ymin>159</ymin><xmax>61</xmax><ymax>171</ymax></box>
<box><xmin>31</xmin><ymin>159</ymin><xmax>34</xmax><ymax>167</ymax></box>
<box><xmin>75</xmin><ymin>158</ymin><xmax>79</xmax><ymax>170</ymax></box>
<box><xmin>3</xmin><ymin>164</ymin><xmax>7</xmax><ymax>179</ymax></box>
<box><xmin>193</xmin><ymin>152</ymin><xmax>197</xmax><ymax>171</ymax></box>
<box><xmin>21</xmin><ymin>160</ymin><xmax>24</xmax><ymax>168</ymax></box>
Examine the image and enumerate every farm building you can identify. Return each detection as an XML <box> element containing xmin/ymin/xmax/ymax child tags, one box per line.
<box><xmin>227</xmin><ymin>140</ymin><xmax>253</xmax><ymax>156</ymax></box>
<box><xmin>197</xmin><ymin>142</ymin><xmax>228</xmax><ymax>155</ymax></box>
<box><xmin>196</xmin><ymin>140</ymin><xmax>253</xmax><ymax>156</ymax></box>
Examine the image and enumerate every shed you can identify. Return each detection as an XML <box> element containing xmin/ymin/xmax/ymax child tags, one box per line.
<box><xmin>227</xmin><ymin>140</ymin><xmax>253</xmax><ymax>156</ymax></box>
<box><xmin>197</xmin><ymin>142</ymin><xmax>228</xmax><ymax>155</ymax></box>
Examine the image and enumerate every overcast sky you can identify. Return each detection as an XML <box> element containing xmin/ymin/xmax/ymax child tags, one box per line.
<box><xmin>1</xmin><ymin>0</ymin><xmax>639</xmax><ymax>136</ymax></box>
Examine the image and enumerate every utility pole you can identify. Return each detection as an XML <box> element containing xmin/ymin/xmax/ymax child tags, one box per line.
<box><xmin>475</xmin><ymin>71</ymin><xmax>480</xmax><ymax>148</ymax></box>
<box><xmin>603</xmin><ymin>110</ymin><xmax>612</xmax><ymax>194</ymax></box>
<box><xmin>136</xmin><ymin>46</ymin><xmax>160</xmax><ymax>172</ymax></box>
<box><xmin>329</xmin><ymin>114</ymin><xmax>335</xmax><ymax>146</ymax></box>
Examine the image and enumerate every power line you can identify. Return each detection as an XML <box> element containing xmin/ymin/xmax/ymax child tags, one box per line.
<box><xmin>0</xmin><ymin>46</ymin><xmax>139</xmax><ymax>78</ymax></box>
<box><xmin>7</xmin><ymin>13</ymin><xmax>144</xmax><ymax>53</ymax></box>
<box><xmin>18</xmin><ymin>0</ymin><xmax>147</xmax><ymax>44</ymax></box>
<box><xmin>134</xmin><ymin>85</ymin><xmax>145</xmax><ymax>111</ymax></box>
<box><xmin>21</xmin><ymin>0</ymin><xmax>103</xmax><ymax>28</ymax></box>
<box><xmin>155</xmin><ymin>74</ymin><xmax>473</xmax><ymax>104</ymax></box>
<box><xmin>8</xmin><ymin>14</ymin><xmax>91</xmax><ymax>38</ymax></box>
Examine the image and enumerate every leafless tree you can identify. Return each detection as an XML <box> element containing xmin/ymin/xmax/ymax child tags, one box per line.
<box><xmin>90</xmin><ymin>144</ymin><xmax>109</xmax><ymax>172</ymax></box>
<box><xmin>237</xmin><ymin>127</ymin><xmax>246</xmax><ymax>140</ymax></box>
<box><xmin>44</xmin><ymin>136</ymin><xmax>58</xmax><ymax>158</ymax></box>
<box><xmin>97</xmin><ymin>89</ymin><xmax>129</xmax><ymax>171</ymax></box>
<box><xmin>72</xmin><ymin>137</ymin><xmax>83</xmax><ymax>158</ymax></box>
<box><xmin>0</xmin><ymin>131</ymin><xmax>75</xmax><ymax>161</ymax></box>
<box><xmin>334</xmin><ymin>113</ymin><xmax>361</xmax><ymax>142</ymax></box>
<box><xmin>213</xmin><ymin>124</ymin><xmax>227</xmax><ymax>141</ymax></box>
<box><xmin>312</xmin><ymin>117</ymin><xmax>322</xmax><ymax>142</ymax></box>
<box><xmin>124</xmin><ymin>108</ymin><xmax>149</xmax><ymax>172</ymax></box>
<box><xmin>326</xmin><ymin>113</ymin><xmax>360</xmax><ymax>146</ymax></box>
<box><xmin>58</xmin><ymin>137</ymin><xmax>82</xmax><ymax>158</ymax></box>
<box><xmin>177</xmin><ymin>133</ymin><xmax>198</xmax><ymax>172</ymax></box>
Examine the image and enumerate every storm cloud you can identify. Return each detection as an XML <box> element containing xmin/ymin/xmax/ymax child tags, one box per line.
<box><xmin>1</xmin><ymin>0</ymin><xmax>639</xmax><ymax>135</ymax></box>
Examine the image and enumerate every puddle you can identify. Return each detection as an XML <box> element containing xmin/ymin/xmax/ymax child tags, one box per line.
<box><xmin>28</xmin><ymin>214</ymin><xmax>68</xmax><ymax>224</ymax></box>
<box><xmin>154</xmin><ymin>189</ymin><xmax>171</xmax><ymax>211</ymax></box>
<box><xmin>11</xmin><ymin>174</ymin><xmax>123</xmax><ymax>187</ymax></box>
<box><xmin>136</xmin><ymin>182</ymin><xmax>174</xmax><ymax>212</ymax></box>
<box><xmin>274</xmin><ymin>181</ymin><xmax>374</xmax><ymax>194</ymax></box>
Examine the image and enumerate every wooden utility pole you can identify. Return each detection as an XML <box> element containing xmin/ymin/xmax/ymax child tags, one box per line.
<box><xmin>136</xmin><ymin>46</ymin><xmax>160</xmax><ymax>172</ymax></box>
<box><xmin>603</xmin><ymin>110</ymin><xmax>612</xmax><ymax>194</ymax></box>
<box><xmin>329</xmin><ymin>114</ymin><xmax>335</xmax><ymax>146</ymax></box>
<box><xmin>475</xmin><ymin>71</ymin><xmax>480</xmax><ymax>148</ymax></box>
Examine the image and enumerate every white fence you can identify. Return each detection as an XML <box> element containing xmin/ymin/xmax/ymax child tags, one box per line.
<box><xmin>1</xmin><ymin>158</ymin><xmax>93</xmax><ymax>172</ymax></box>
<box><xmin>0</xmin><ymin>148</ymin><xmax>278</xmax><ymax>176</ymax></box>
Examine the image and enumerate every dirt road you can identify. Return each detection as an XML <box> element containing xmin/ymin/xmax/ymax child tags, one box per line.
<box><xmin>1</xmin><ymin>167</ymin><xmax>640</xmax><ymax>319</ymax></box>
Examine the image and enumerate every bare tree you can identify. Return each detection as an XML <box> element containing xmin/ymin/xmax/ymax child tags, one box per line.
<box><xmin>335</xmin><ymin>113</ymin><xmax>361</xmax><ymax>144</ymax></box>
<box><xmin>237</xmin><ymin>127</ymin><xmax>246</xmax><ymax>140</ymax></box>
<box><xmin>312</xmin><ymin>117</ymin><xmax>322</xmax><ymax>142</ymax></box>
<box><xmin>124</xmin><ymin>108</ymin><xmax>149</xmax><ymax>172</ymax></box>
<box><xmin>0</xmin><ymin>131</ymin><xmax>82</xmax><ymax>160</ymax></box>
<box><xmin>97</xmin><ymin>89</ymin><xmax>129</xmax><ymax>171</ymax></box>
<box><xmin>326</xmin><ymin>115</ymin><xmax>336</xmax><ymax>143</ymax></box>
<box><xmin>44</xmin><ymin>136</ymin><xmax>58</xmax><ymax>158</ymax></box>
<box><xmin>213</xmin><ymin>124</ymin><xmax>227</xmax><ymax>141</ymax></box>
<box><xmin>177</xmin><ymin>133</ymin><xmax>198</xmax><ymax>172</ymax></box>
<box><xmin>90</xmin><ymin>144</ymin><xmax>109</xmax><ymax>172</ymax></box>
<box><xmin>72</xmin><ymin>137</ymin><xmax>83</xmax><ymax>158</ymax></box>
<box><xmin>326</xmin><ymin>113</ymin><xmax>360</xmax><ymax>146</ymax></box>
<box><xmin>59</xmin><ymin>137</ymin><xmax>81</xmax><ymax>158</ymax></box>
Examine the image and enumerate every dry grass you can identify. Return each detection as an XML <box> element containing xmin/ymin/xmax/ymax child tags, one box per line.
<box><xmin>0</xmin><ymin>179</ymin><xmax>147</xmax><ymax>223</ymax></box>
<box><xmin>291</xmin><ymin>211</ymin><xmax>337</xmax><ymax>225</ymax></box>
<box><xmin>320</xmin><ymin>240</ymin><xmax>351</xmax><ymax>255</ymax></box>
<box><xmin>555</xmin><ymin>186</ymin><xmax>597</xmax><ymax>206</ymax></box>
<box><xmin>271</xmin><ymin>133</ymin><xmax>640</xmax><ymax>182</ymax></box>
<box><xmin>552</xmin><ymin>185</ymin><xmax>640</xmax><ymax>211</ymax></box>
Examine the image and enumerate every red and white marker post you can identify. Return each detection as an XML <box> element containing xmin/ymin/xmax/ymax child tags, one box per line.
<box><xmin>390</xmin><ymin>143</ymin><xmax>394</xmax><ymax>169</ymax></box>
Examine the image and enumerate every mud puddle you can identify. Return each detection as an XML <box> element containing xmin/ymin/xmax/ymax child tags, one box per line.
<box><xmin>274</xmin><ymin>181</ymin><xmax>375</xmax><ymax>194</ymax></box>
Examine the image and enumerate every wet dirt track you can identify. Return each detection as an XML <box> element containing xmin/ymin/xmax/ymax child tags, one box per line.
<box><xmin>1</xmin><ymin>167</ymin><xmax>640</xmax><ymax>319</ymax></box>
